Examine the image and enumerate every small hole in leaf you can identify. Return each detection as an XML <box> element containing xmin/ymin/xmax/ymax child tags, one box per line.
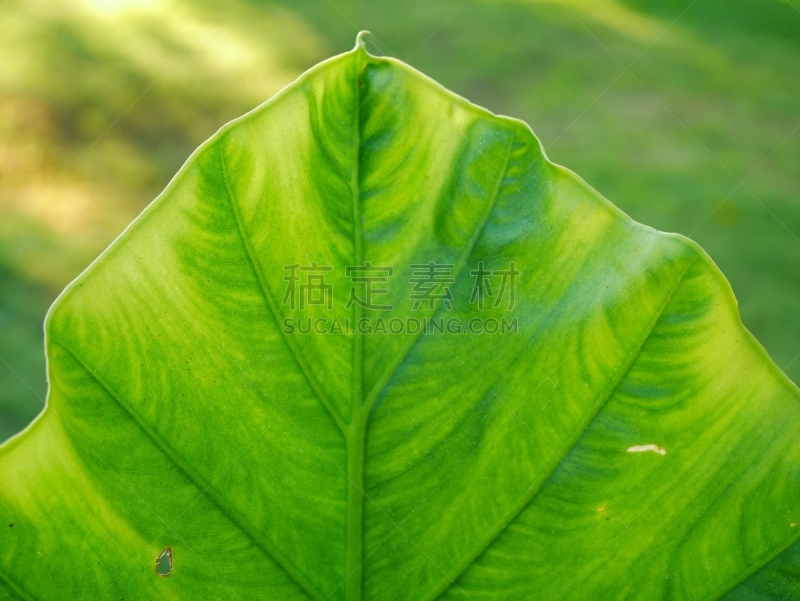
<box><xmin>156</xmin><ymin>548</ymin><xmax>172</xmax><ymax>577</ymax></box>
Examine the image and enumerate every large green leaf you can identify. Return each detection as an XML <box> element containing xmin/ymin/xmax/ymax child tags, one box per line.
<box><xmin>2</xmin><ymin>34</ymin><xmax>799</xmax><ymax>601</ymax></box>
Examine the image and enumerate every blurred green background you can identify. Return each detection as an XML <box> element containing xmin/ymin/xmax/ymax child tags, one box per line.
<box><xmin>0</xmin><ymin>0</ymin><xmax>798</xmax><ymax>441</ymax></box>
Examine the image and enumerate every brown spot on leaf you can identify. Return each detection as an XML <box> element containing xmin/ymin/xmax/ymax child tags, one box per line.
<box><xmin>156</xmin><ymin>548</ymin><xmax>173</xmax><ymax>577</ymax></box>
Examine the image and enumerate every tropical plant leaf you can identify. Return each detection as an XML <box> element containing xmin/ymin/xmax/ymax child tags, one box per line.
<box><xmin>1</xmin><ymin>33</ymin><xmax>799</xmax><ymax>601</ymax></box>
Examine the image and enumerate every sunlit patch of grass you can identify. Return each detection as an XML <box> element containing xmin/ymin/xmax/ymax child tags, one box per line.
<box><xmin>502</xmin><ymin>0</ymin><xmax>735</xmax><ymax>76</ymax></box>
<box><xmin>532</xmin><ymin>0</ymin><xmax>666</xmax><ymax>42</ymax></box>
<box><xmin>0</xmin><ymin>0</ymin><xmax>329</xmax><ymax>292</ymax></box>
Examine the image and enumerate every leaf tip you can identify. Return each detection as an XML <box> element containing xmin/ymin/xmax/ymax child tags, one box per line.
<box><xmin>354</xmin><ymin>30</ymin><xmax>372</xmax><ymax>52</ymax></box>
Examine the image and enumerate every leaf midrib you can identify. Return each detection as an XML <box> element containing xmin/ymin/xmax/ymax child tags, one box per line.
<box><xmin>346</xmin><ymin>50</ymin><xmax>366</xmax><ymax>601</ymax></box>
